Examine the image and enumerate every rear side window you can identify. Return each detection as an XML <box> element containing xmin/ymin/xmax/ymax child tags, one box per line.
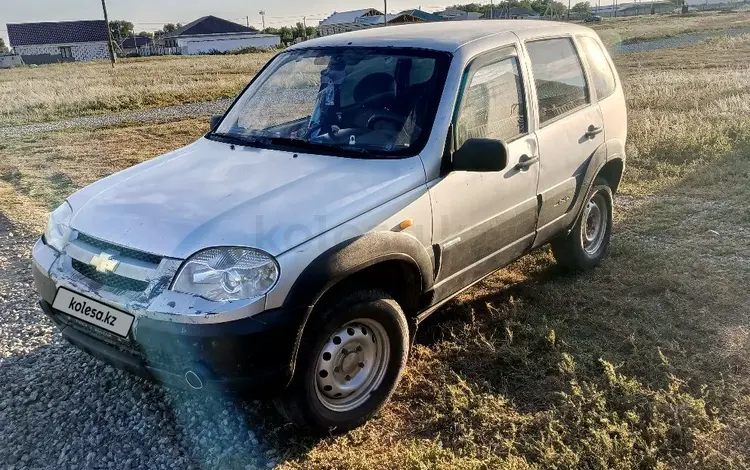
<box><xmin>526</xmin><ymin>38</ymin><xmax>589</xmax><ymax>124</ymax></box>
<box><xmin>455</xmin><ymin>56</ymin><xmax>527</xmax><ymax>147</ymax></box>
<box><xmin>578</xmin><ymin>36</ymin><xmax>617</xmax><ymax>99</ymax></box>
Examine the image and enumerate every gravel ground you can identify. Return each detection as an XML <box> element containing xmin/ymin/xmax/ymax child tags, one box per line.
<box><xmin>0</xmin><ymin>98</ymin><xmax>233</xmax><ymax>138</ymax></box>
<box><xmin>0</xmin><ymin>214</ymin><xmax>280</xmax><ymax>470</ymax></box>
<box><xmin>614</xmin><ymin>26</ymin><xmax>750</xmax><ymax>54</ymax></box>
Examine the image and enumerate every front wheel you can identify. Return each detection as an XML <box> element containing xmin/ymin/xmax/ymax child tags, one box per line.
<box><xmin>552</xmin><ymin>179</ymin><xmax>613</xmax><ymax>270</ymax></box>
<box><xmin>274</xmin><ymin>290</ymin><xmax>409</xmax><ymax>433</ymax></box>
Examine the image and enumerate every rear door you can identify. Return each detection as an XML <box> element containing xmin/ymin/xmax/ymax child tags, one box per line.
<box><xmin>576</xmin><ymin>35</ymin><xmax>627</xmax><ymax>147</ymax></box>
<box><xmin>522</xmin><ymin>36</ymin><xmax>605</xmax><ymax>244</ymax></box>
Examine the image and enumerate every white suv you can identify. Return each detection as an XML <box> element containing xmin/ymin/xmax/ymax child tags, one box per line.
<box><xmin>32</xmin><ymin>20</ymin><xmax>626</xmax><ymax>433</ymax></box>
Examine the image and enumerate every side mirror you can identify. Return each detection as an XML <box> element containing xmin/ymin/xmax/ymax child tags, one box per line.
<box><xmin>452</xmin><ymin>138</ymin><xmax>508</xmax><ymax>172</ymax></box>
<box><xmin>209</xmin><ymin>115</ymin><xmax>222</xmax><ymax>130</ymax></box>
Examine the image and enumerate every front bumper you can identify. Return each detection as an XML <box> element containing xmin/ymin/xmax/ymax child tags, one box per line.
<box><xmin>32</xmin><ymin>238</ymin><xmax>304</xmax><ymax>396</ymax></box>
<box><xmin>39</xmin><ymin>300</ymin><xmax>303</xmax><ymax>395</ymax></box>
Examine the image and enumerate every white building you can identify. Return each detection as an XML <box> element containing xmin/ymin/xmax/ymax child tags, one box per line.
<box><xmin>7</xmin><ymin>20</ymin><xmax>110</xmax><ymax>64</ymax></box>
<box><xmin>158</xmin><ymin>16</ymin><xmax>280</xmax><ymax>55</ymax></box>
<box><xmin>0</xmin><ymin>54</ymin><xmax>23</xmax><ymax>69</ymax></box>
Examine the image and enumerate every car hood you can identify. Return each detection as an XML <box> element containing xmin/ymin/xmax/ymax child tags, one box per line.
<box><xmin>67</xmin><ymin>137</ymin><xmax>426</xmax><ymax>259</ymax></box>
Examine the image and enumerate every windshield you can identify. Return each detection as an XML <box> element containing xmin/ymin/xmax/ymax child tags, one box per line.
<box><xmin>212</xmin><ymin>47</ymin><xmax>452</xmax><ymax>157</ymax></box>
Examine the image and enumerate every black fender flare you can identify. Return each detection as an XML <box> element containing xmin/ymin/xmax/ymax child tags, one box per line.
<box><xmin>280</xmin><ymin>231</ymin><xmax>435</xmax><ymax>385</ymax></box>
<box><xmin>566</xmin><ymin>145</ymin><xmax>625</xmax><ymax>236</ymax></box>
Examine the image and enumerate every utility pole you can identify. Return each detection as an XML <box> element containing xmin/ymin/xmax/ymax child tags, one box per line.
<box><xmin>490</xmin><ymin>0</ymin><xmax>494</xmax><ymax>19</ymax></box>
<box><xmin>246</xmin><ymin>16</ymin><xmax>250</xmax><ymax>27</ymax></box>
<box><xmin>383</xmin><ymin>0</ymin><xmax>388</xmax><ymax>25</ymax></box>
<box><xmin>101</xmin><ymin>0</ymin><xmax>116</xmax><ymax>67</ymax></box>
<box><xmin>302</xmin><ymin>16</ymin><xmax>308</xmax><ymax>40</ymax></box>
<box><xmin>567</xmin><ymin>0</ymin><xmax>571</xmax><ymax>20</ymax></box>
<box><xmin>259</xmin><ymin>11</ymin><xmax>266</xmax><ymax>31</ymax></box>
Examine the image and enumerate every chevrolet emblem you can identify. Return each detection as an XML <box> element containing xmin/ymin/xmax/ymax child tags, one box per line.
<box><xmin>90</xmin><ymin>253</ymin><xmax>120</xmax><ymax>273</ymax></box>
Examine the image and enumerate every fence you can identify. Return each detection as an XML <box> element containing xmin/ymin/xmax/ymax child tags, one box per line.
<box><xmin>127</xmin><ymin>46</ymin><xmax>182</xmax><ymax>57</ymax></box>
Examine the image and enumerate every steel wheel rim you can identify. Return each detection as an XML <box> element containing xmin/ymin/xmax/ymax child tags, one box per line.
<box><xmin>581</xmin><ymin>192</ymin><xmax>607</xmax><ymax>256</ymax></box>
<box><xmin>314</xmin><ymin>318</ymin><xmax>390</xmax><ymax>412</ymax></box>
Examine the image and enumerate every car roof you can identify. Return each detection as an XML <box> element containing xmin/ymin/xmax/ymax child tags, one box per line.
<box><xmin>289</xmin><ymin>20</ymin><xmax>594</xmax><ymax>54</ymax></box>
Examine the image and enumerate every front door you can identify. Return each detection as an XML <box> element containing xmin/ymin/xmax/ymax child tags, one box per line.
<box><xmin>522</xmin><ymin>37</ymin><xmax>606</xmax><ymax>244</ymax></box>
<box><xmin>429</xmin><ymin>46</ymin><xmax>540</xmax><ymax>300</ymax></box>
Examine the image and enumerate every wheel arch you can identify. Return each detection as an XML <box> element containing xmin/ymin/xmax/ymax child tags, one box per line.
<box><xmin>280</xmin><ymin>231</ymin><xmax>434</xmax><ymax>384</ymax></box>
<box><xmin>564</xmin><ymin>145</ymin><xmax>625</xmax><ymax>236</ymax></box>
<box><xmin>597</xmin><ymin>156</ymin><xmax>625</xmax><ymax>194</ymax></box>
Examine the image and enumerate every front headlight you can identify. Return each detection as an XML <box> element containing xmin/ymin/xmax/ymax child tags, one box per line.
<box><xmin>44</xmin><ymin>202</ymin><xmax>73</xmax><ymax>252</ymax></box>
<box><xmin>171</xmin><ymin>247</ymin><xmax>279</xmax><ymax>302</ymax></box>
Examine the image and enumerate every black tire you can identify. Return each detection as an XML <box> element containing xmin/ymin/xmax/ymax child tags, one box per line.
<box><xmin>274</xmin><ymin>289</ymin><xmax>409</xmax><ymax>434</ymax></box>
<box><xmin>552</xmin><ymin>179</ymin><xmax>613</xmax><ymax>271</ymax></box>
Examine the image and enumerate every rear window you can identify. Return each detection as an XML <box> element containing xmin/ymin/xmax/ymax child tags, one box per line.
<box><xmin>526</xmin><ymin>38</ymin><xmax>590</xmax><ymax>124</ymax></box>
<box><xmin>578</xmin><ymin>36</ymin><xmax>617</xmax><ymax>99</ymax></box>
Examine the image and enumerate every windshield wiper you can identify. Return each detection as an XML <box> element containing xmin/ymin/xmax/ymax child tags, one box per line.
<box><xmin>266</xmin><ymin>137</ymin><xmax>374</xmax><ymax>156</ymax></box>
<box><xmin>208</xmin><ymin>132</ymin><xmax>266</xmax><ymax>147</ymax></box>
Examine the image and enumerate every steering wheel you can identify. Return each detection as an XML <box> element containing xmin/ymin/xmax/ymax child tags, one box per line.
<box><xmin>366</xmin><ymin>110</ymin><xmax>407</xmax><ymax>130</ymax></box>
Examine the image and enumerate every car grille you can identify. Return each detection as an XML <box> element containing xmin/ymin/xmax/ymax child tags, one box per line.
<box><xmin>76</xmin><ymin>233</ymin><xmax>162</xmax><ymax>265</ymax></box>
<box><xmin>72</xmin><ymin>259</ymin><xmax>150</xmax><ymax>292</ymax></box>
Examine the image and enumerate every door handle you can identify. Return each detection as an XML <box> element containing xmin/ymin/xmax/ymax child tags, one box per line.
<box><xmin>515</xmin><ymin>154</ymin><xmax>539</xmax><ymax>170</ymax></box>
<box><xmin>585</xmin><ymin>124</ymin><xmax>604</xmax><ymax>138</ymax></box>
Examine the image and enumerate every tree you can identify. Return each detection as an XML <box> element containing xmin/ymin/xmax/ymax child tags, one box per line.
<box><xmin>529</xmin><ymin>0</ymin><xmax>566</xmax><ymax>15</ymax></box>
<box><xmin>155</xmin><ymin>23</ymin><xmax>182</xmax><ymax>40</ymax></box>
<box><xmin>278</xmin><ymin>26</ymin><xmax>293</xmax><ymax>43</ymax></box>
<box><xmin>552</xmin><ymin>1</ymin><xmax>567</xmax><ymax>15</ymax></box>
<box><xmin>137</xmin><ymin>31</ymin><xmax>154</xmax><ymax>39</ymax></box>
<box><xmin>294</xmin><ymin>22</ymin><xmax>305</xmax><ymax>39</ymax></box>
<box><xmin>571</xmin><ymin>1</ymin><xmax>592</xmax><ymax>14</ymax></box>
<box><xmin>163</xmin><ymin>23</ymin><xmax>178</xmax><ymax>33</ymax></box>
<box><xmin>109</xmin><ymin>20</ymin><xmax>134</xmax><ymax>42</ymax></box>
<box><xmin>0</xmin><ymin>38</ymin><xmax>8</xmax><ymax>53</ymax></box>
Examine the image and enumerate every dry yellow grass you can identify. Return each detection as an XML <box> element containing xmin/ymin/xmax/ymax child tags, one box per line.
<box><xmin>1</xmin><ymin>16</ymin><xmax>750</xmax><ymax>470</ymax></box>
<box><xmin>0</xmin><ymin>53</ymin><xmax>273</xmax><ymax>125</ymax></box>
<box><xmin>0</xmin><ymin>117</ymin><xmax>206</xmax><ymax>232</ymax></box>
<box><xmin>0</xmin><ymin>12</ymin><xmax>749</xmax><ymax>127</ymax></box>
<box><xmin>591</xmin><ymin>11</ymin><xmax>750</xmax><ymax>46</ymax></box>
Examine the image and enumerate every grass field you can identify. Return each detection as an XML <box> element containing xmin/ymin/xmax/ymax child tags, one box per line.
<box><xmin>1</xmin><ymin>12</ymin><xmax>749</xmax><ymax>126</ymax></box>
<box><xmin>1</xmin><ymin>16</ymin><xmax>750</xmax><ymax>470</ymax></box>
<box><xmin>591</xmin><ymin>11</ymin><xmax>750</xmax><ymax>46</ymax></box>
<box><xmin>0</xmin><ymin>53</ymin><xmax>273</xmax><ymax>126</ymax></box>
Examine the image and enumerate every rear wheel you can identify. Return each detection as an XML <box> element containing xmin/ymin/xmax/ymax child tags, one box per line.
<box><xmin>552</xmin><ymin>179</ymin><xmax>613</xmax><ymax>270</ymax></box>
<box><xmin>274</xmin><ymin>290</ymin><xmax>409</xmax><ymax>433</ymax></box>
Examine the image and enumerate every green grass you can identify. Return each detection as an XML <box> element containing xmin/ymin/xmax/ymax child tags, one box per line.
<box><xmin>1</xmin><ymin>18</ymin><xmax>750</xmax><ymax>470</ymax></box>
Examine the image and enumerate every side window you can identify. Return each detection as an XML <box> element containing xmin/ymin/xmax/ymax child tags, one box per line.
<box><xmin>526</xmin><ymin>38</ymin><xmax>589</xmax><ymax>124</ymax></box>
<box><xmin>455</xmin><ymin>55</ymin><xmax>527</xmax><ymax>147</ymax></box>
<box><xmin>578</xmin><ymin>36</ymin><xmax>616</xmax><ymax>99</ymax></box>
